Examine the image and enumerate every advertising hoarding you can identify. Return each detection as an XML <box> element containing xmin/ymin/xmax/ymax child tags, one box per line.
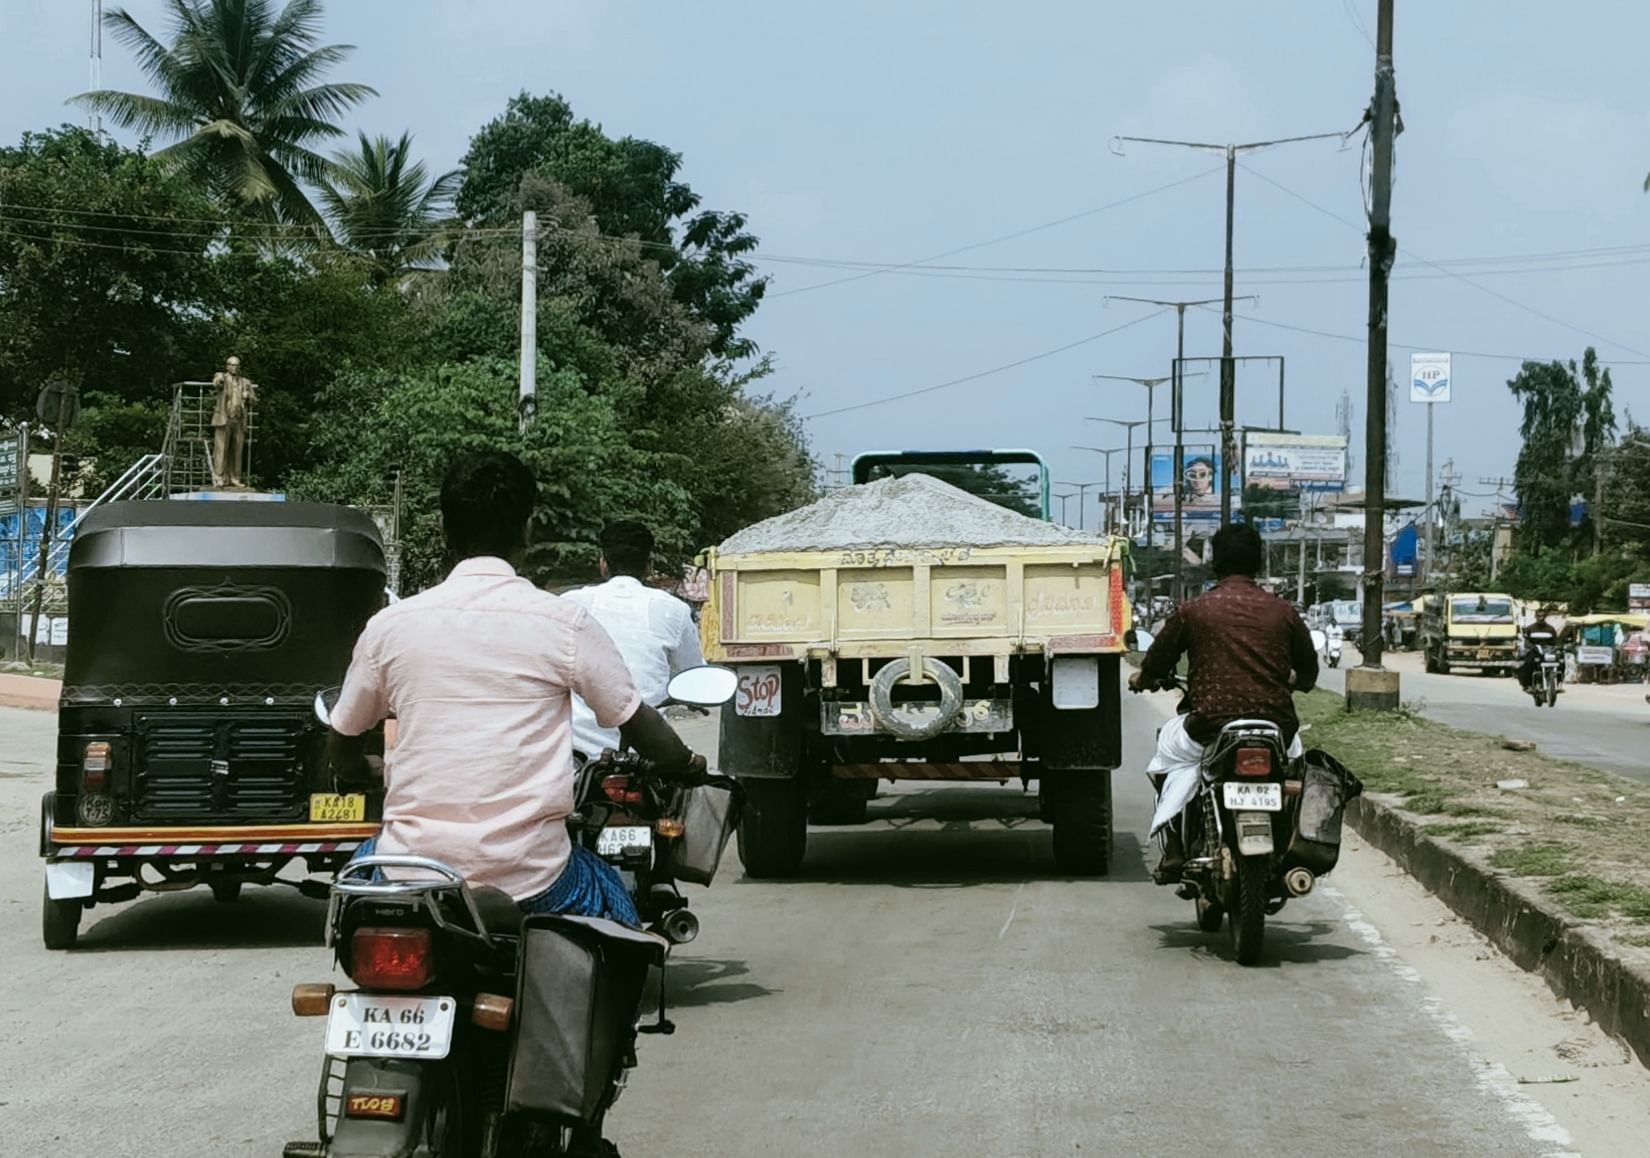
<box><xmin>1410</xmin><ymin>352</ymin><xmax>1451</xmax><ymax>403</ymax></box>
<box><xmin>1150</xmin><ymin>451</ymin><xmax>1234</xmax><ymax>523</ymax></box>
<box><xmin>1243</xmin><ymin>432</ymin><xmax>1348</xmax><ymax>492</ymax></box>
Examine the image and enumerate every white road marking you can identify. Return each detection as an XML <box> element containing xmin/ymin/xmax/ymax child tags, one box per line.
<box><xmin>998</xmin><ymin>881</ymin><xmax>1025</xmax><ymax>940</ymax></box>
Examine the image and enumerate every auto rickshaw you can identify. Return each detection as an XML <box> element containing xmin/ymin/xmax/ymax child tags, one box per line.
<box><xmin>38</xmin><ymin>500</ymin><xmax>387</xmax><ymax>949</ymax></box>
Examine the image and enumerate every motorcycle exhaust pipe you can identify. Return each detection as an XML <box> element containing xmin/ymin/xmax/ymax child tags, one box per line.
<box><xmin>661</xmin><ymin>908</ymin><xmax>700</xmax><ymax>945</ymax></box>
<box><xmin>1283</xmin><ymin>867</ymin><xmax>1316</xmax><ymax>897</ymax></box>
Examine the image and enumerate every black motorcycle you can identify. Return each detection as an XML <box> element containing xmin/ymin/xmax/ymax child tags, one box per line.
<box><xmin>284</xmin><ymin>667</ymin><xmax>740</xmax><ymax>1157</ymax></box>
<box><xmin>1141</xmin><ymin>674</ymin><xmax>1360</xmax><ymax>966</ymax></box>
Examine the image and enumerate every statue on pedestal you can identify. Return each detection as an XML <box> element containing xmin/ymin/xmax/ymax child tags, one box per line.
<box><xmin>210</xmin><ymin>355</ymin><xmax>258</xmax><ymax>488</ymax></box>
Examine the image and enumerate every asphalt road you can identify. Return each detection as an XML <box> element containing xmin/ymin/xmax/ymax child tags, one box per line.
<box><xmin>3</xmin><ymin>696</ymin><xmax>1647</xmax><ymax>1156</ymax></box>
<box><xmin>1319</xmin><ymin>650</ymin><xmax>1650</xmax><ymax>783</ymax></box>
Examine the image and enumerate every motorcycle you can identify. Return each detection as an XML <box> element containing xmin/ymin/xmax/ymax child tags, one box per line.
<box><xmin>1140</xmin><ymin>674</ymin><xmax>1359</xmax><ymax>967</ymax></box>
<box><xmin>284</xmin><ymin>666</ymin><xmax>739</xmax><ymax>1158</ymax></box>
<box><xmin>1311</xmin><ymin>627</ymin><xmax>1343</xmax><ymax>669</ymax></box>
<box><xmin>1527</xmin><ymin>645</ymin><xmax>1562</xmax><ymax>708</ymax></box>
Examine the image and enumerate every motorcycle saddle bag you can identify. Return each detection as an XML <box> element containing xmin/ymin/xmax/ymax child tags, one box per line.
<box><xmin>1283</xmin><ymin>749</ymin><xmax>1364</xmax><ymax>877</ymax></box>
<box><xmin>670</xmin><ymin>780</ymin><xmax>741</xmax><ymax>885</ymax></box>
<box><xmin>506</xmin><ymin>914</ymin><xmax>665</xmax><ymax>1123</ymax></box>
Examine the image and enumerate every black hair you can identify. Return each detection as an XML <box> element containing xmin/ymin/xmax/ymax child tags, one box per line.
<box><xmin>1211</xmin><ymin>522</ymin><xmax>1264</xmax><ymax>578</ymax></box>
<box><xmin>1185</xmin><ymin>455</ymin><xmax>1215</xmax><ymax>474</ymax></box>
<box><xmin>440</xmin><ymin>450</ymin><xmax>536</xmax><ymax>561</ymax></box>
<box><xmin>600</xmin><ymin>520</ymin><xmax>655</xmax><ymax>578</ymax></box>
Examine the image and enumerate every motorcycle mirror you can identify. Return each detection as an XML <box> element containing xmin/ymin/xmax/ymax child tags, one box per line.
<box><xmin>313</xmin><ymin>686</ymin><xmax>341</xmax><ymax>727</ymax></box>
<box><xmin>1310</xmin><ymin>629</ymin><xmax>1327</xmax><ymax>652</ymax></box>
<box><xmin>1133</xmin><ymin>628</ymin><xmax>1156</xmax><ymax>653</ymax></box>
<box><xmin>666</xmin><ymin>665</ymin><xmax>739</xmax><ymax>707</ymax></box>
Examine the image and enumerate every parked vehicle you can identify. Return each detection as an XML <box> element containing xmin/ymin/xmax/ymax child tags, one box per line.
<box><xmin>284</xmin><ymin>667</ymin><xmax>738</xmax><ymax>1158</ymax></box>
<box><xmin>703</xmin><ymin>449</ymin><xmax>1129</xmax><ymax>878</ymax></box>
<box><xmin>1528</xmin><ymin>646</ymin><xmax>1562</xmax><ymax>708</ymax></box>
<box><xmin>1141</xmin><ymin>675</ymin><xmax>1360</xmax><ymax>966</ymax></box>
<box><xmin>39</xmin><ymin>501</ymin><xmax>387</xmax><ymax>949</ymax></box>
<box><xmin>1422</xmin><ymin>592</ymin><xmax>1519</xmax><ymax>675</ymax></box>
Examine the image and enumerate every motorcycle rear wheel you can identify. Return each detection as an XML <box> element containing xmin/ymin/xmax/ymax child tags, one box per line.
<box><xmin>1227</xmin><ymin>855</ymin><xmax>1268</xmax><ymax>966</ymax></box>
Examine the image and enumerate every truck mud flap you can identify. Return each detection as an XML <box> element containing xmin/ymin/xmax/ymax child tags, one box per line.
<box><xmin>718</xmin><ymin>664</ymin><xmax>804</xmax><ymax>779</ymax></box>
<box><xmin>1035</xmin><ymin>655</ymin><xmax>1121</xmax><ymax>771</ymax></box>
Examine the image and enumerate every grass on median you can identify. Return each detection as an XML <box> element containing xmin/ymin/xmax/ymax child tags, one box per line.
<box><xmin>1297</xmin><ymin>687</ymin><xmax>1650</xmax><ymax>942</ymax></box>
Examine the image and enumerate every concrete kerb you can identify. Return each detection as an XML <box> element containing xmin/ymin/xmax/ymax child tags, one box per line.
<box><xmin>0</xmin><ymin>673</ymin><xmax>61</xmax><ymax>712</ymax></box>
<box><xmin>1349</xmin><ymin>792</ymin><xmax>1650</xmax><ymax>1071</ymax></box>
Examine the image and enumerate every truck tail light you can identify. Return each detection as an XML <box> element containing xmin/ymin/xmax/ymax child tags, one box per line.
<box><xmin>1235</xmin><ymin>746</ymin><xmax>1272</xmax><ymax>777</ymax></box>
<box><xmin>349</xmin><ymin>927</ymin><xmax>433</xmax><ymax>990</ymax></box>
<box><xmin>602</xmin><ymin>775</ymin><xmax>643</xmax><ymax>805</ymax></box>
<box><xmin>82</xmin><ymin>741</ymin><xmax>112</xmax><ymax>793</ymax></box>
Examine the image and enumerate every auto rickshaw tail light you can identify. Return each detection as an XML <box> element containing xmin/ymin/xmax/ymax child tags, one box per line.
<box><xmin>82</xmin><ymin>741</ymin><xmax>112</xmax><ymax>793</ymax></box>
<box><xmin>350</xmin><ymin>927</ymin><xmax>433</xmax><ymax>990</ymax></box>
<box><xmin>291</xmin><ymin>983</ymin><xmax>335</xmax><ymax>1016</ymax></box>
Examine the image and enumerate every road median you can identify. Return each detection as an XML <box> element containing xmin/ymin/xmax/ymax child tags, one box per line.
<box><xmin>1301</xmin><ymin>688</ymin><xmax>1650</xmax><ymax>1068</ymax></box>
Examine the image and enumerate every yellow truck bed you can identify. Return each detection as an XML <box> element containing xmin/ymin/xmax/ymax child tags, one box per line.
<box><xmin>701</xmin><ymin>540</ymin><xmax>1129</xmax><ymax>662</ymax></box>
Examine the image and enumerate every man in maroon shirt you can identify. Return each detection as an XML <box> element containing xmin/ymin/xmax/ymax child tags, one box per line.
<box><xmin>1130</xmin><ymin>523</ymin><xmax>1319</xmax><ymax>877</ymax></box>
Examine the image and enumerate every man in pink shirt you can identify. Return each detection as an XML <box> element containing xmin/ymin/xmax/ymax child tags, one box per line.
<box><xmin>329</xmin><ymin>451</ymin><xmax>698</xmax><ymax>923</ymax></box>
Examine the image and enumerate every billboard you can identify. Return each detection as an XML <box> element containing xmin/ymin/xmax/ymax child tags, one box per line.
<box><xmin>1150</xmin><ymin>450</ymin><xmax>1233</xmax><ymax>523</ymax></box>
<box><xmin>1243</xmin><ymin>432</ymin><xmax>1348</xmax><ymax>492</ymax></box>
<box><xmin>1410</xmin><ymin>352</ymin><xmax>1451</xmax><ymax>403</ymax></box>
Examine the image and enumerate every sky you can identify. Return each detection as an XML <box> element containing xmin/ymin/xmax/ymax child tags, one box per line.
<box><xmin>3</xmin><ymin>0</ymin><xmax>1649</xmax><ymax>523</ymax></box>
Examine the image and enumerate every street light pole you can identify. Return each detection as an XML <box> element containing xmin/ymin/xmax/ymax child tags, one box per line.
<box><xmin>1111</xmin><ymin>132</ymin><xmax>1343</xmax><ymax>526</ymax></box>
<box><xmin>1072</xmin><ymin>447</ymin><xmax>1125</xmax><ymax>532</ymax></box>
<box><xmin>1052</xmin><ymin>480</ymin><xmax>1102</xmax><ymax>530</ymax></box>
<box><xmin>1084</xmin><ymin>418</ymin><xmax>1154</xmax><ymax>536</ymax></box>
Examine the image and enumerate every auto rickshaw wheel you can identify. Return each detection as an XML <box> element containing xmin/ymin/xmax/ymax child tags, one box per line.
<box><xmin>42</xmin><ymin>881</ymin><xmax>83</xmax><ymax>950</ymax></box>
<box><xmin>210</xmin><ymin>880</ymin><xmax>243</xmax><ymax>903</ymax></box>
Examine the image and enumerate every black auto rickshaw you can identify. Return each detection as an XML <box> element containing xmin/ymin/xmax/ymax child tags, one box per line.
<box><xmin>39</xmin><ymin>500</ymin><xmax>387</xmax><ymax>949</ymax></box>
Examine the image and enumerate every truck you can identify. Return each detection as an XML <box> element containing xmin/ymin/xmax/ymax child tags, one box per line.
<box><xmin>1421</xmin><ymin>591</ymin><xmax>1520</xmax><ymax>675</ymax></box>
<box><xmin>700</xmin><ymin>450</ymin><xmax>1130</xmax><ymax>878</ymax></box>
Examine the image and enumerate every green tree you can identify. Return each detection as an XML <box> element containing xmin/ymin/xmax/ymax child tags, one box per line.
<box><xmin>74</xmin><ymin>0</ymin><xmax>376</xmax><ymax>227</ymax></box>
<box><xmin>0</xmin><ymin>126</ymin><xmax>220</xmax><ymax>425</ymax></box>
<box><xmin>1506</xmin><ymin>347</ymin><xmax>1615</xmax><ymax>554</ymax></box>
<box><xmin>456</xmin><ymin>92</ymin><xmax>766</xmax><ymax>358</ymax></box>
<box><xmin>319</xmin><ymin>132</ymin><xmax>458</xmax><ymax>284</ymax></box>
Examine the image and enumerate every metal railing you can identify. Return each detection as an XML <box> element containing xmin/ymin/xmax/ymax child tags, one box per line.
<box><xmin>0</xmin><ymin>452</ymin><xmax>166</xmax><ymax>602</ymax></box>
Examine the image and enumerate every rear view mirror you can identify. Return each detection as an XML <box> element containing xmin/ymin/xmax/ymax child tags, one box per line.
<box><xmin>666</xmin><ymin>665</ymin><xmax>739</xmax><ymax>707</ymax></box>
<box><xmin>314</xmin><ymin>686</ymin><xmax>341</xmax><ymax>726</ymax></box>
<box><xmin>1132</xmin><ymin>629</ymin><xmax>1156</xmax><ymax>653</ymax></box>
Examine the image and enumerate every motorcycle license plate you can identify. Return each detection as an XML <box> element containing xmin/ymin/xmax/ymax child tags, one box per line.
<box><xmin>309</xmin><ymin>792</ymin><xmax>366</xmax><ymax>822</ymax></box>
<box><xmin>596</xmin><ymin>825</ymin><xmax>652</xmax><ymax>858</ymax></box>
<box><xmin>324</xmin><ymin>994</ymin><xmax>455</xmax><ymax>1060</ymax></box>
<box><xmin>1222</xmin><ymin>782</ymin><xmax>1283</xmax><ymax>812</ymax></box>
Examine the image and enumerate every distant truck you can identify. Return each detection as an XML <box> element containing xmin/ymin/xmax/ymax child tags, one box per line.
<box><xmin>701</xmin><ymin>450</ymin><xmax>1130</xmax><ymax>878</ymax></box>
<box><xmin>1422</xmin><ymin>591</ymin><xmax>1520</xmax><ymax>675</ymax></box>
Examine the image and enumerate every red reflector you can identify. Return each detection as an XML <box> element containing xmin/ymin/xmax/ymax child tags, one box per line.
<box><xmin>602</xmin><ymin>774</ymin><xmax>643</xmax><ymax>805</ymax></box>
<box><xmin>350</xmin><ymin>927</ymin><xmax>433</xmax><ymax>990</ymax></box>
<box><xmin>1235</xmin><ymin>747</ymin><xmax>1272</xmax><ymax>777</ymax></box>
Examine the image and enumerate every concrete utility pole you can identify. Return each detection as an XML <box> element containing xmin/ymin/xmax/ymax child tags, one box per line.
<box><xmin>518</xmin><ymin>210</ymin><xmax>538</xmax><ymax>432</ymax></box>
<box><xmin>1092</xmin><ymin>370</ymin><xmax>1187</xmax><ymax>599</ymax></box>
<box><xmin>1351</xmin><ymin>0</ymin><xmax>1401</xmax><ymax>711</ymax></box>
<box><xmin>1113</xmin><ymin>133</ymin><xmax>1342</xmax><ymax>526</ymax></box>
<box><xmin>1071</xmin><ymin>447</ymin><xmax>1126</xmax><ymax>531</ymax></box>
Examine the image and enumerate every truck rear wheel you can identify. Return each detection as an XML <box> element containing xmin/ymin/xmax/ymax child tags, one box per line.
<box><xmin>737</xmin><ymin>778</ymin><xmax>808</xmax><ymax>878</ymax></box>
<box><xmin>1048</xmin><ymin>773</ymin><xmax>1112</xmax><ymax>876</ymax></box>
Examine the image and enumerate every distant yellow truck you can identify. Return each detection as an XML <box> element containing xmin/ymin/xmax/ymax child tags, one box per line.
<box><xmin>701</xmin><ymin>451</ymin><xmax>1130</xmax><ymax>878</ymax></box>
<box><xmin>1422</xmin><ymin>591</ymin><xmax>1520</xmax><ymax>675</ymax></box>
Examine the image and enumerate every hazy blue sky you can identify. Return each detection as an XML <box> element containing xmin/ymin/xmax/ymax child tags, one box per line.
<box><xmin>5</xmin><ymin>1</ymin><xmax>1648</xmax><ymax>520</ymax></box>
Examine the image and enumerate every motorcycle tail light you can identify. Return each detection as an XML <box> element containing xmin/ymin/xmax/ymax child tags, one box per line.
<box><xmin>81</xmin><ymin>741</ymin><xmax>112</xmax><ymax>793</ymax></box>
<box><xmin>602</xmin><ymin>774</ymin><xmax>643</xmax><ymax>805</ymax></box>
<box><xmin>1235</xmin><ymin>746</ymin><xmax>1272</xmax><ymax>777</ymax></box>
<box><xmin>349</xmin><ymin>927</ymin><xmax>433</xmax><ymax>990</ymax></box>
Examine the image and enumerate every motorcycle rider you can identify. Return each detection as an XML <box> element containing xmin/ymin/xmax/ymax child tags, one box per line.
<box><xmin>1130</xmin><ymin>523</ymin><xmax>1319</xmax><ymax>881</ymax></box>
<box><xmin>564</xmin><ymin>520</ymin><xmax>705</xmax><ymax>761</ymax></box>
<box><xmin>327</xmin><ymin>450</ymin><xmax>700</xmax><ymax>925</ymax></box>
<box><xmin>1518</xmin><ymin>608</ymin><xmax>1561</xmax><ymax>691</ymax></box>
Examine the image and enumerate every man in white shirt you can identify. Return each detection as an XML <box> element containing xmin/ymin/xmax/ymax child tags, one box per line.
<box><xmin>565</xmin><ymin>520</ymin><xmax>705</xmax><ymax>758</ymax></box>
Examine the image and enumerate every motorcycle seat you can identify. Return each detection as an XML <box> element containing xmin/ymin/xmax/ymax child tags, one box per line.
<box><xmin>471</xmin><ymin>885</ymin><xmax>529</xmax><ymax>937</ymax></box>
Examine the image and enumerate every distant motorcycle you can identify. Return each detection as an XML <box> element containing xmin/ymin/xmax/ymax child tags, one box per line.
<box><xmin>1310</xmin><ymin>628</ymin><xmax>1343</xmax><ymax>669</ymax></box>
<box><xmin>1527</xmin><ymin>646</ymin><xmax>1562</xmax><ymax>708</ymax></box>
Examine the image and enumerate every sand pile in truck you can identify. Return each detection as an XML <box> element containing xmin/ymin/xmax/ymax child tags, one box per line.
<box><xmin>717</xmin><ymin>473</ymin><xmax>1103</xmax><ymax>554</ymax></box>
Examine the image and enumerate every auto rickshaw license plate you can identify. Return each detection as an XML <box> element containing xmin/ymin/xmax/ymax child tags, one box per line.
<box><xmin>309</xmin><ymin>792</ymin><xmax>366</xmax><ymax>822</ymax></box>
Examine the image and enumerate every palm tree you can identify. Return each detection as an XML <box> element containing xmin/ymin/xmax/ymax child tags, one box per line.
<box><xmin>73</xmin><ymin>0</ymin><xmax>376</xmax><ymax>228</ymax></box>
<box><xmin>319</xmin><ymin>132</ymin><xmax>459</xmax><ymax>283</ymax></box>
